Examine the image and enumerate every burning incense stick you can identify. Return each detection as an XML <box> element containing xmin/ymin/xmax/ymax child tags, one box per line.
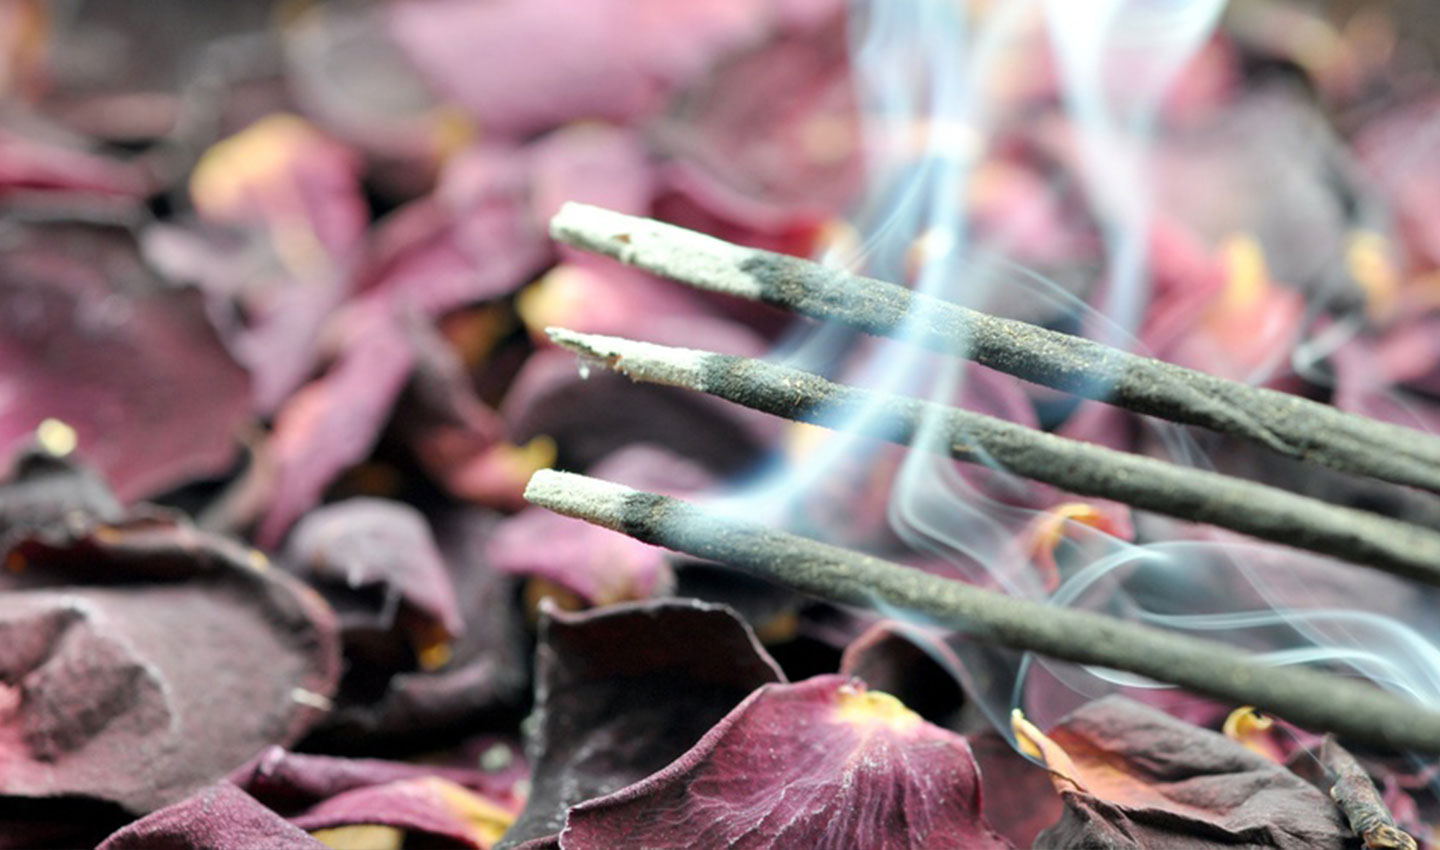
<box><xmin>525</xmin><ymin>469</ymin><xmax>1440</xmax><ymax>754</ymax></box>
<box><xmin>548</xmin><ymin>327</ymin><xmax>1440</xmax><ymax>588</ymax></box>
<box><xmin>551</xmin><ymin>203</ymin><xmax>1440</xmax><ymax>496</ymax></box>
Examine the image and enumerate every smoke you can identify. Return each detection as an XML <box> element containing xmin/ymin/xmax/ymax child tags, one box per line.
<box><xmin>724</xmin><ymin>0</ymin><xmax>1440</xmax><ymax>745</ymax></box>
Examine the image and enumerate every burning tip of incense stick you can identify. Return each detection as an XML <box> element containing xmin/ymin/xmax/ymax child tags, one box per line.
<box><xmin>545</xmin><ymin>326</ymin><xmax>711</xmax><ymax>389</ymax></box>
<box><xmin>545</xmin><ymin>326</ymin><xmax>648</xmax><ymax>362</ymax></box>
<box><xmin>549</xmin><ymin>202</ymin><xmax>766</xmax><ymax>299</ymax></box>
<box><xmin>524</xmin><ymin>468</ymin><xmax>633</xmax><ymax>531</ymax></box>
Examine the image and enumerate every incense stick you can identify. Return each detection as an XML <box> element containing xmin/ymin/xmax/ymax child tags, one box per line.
<box><xmin>548</xmin><ymin>327</ymin><xmax>1440</xmax><ymax>588</ymax></box>
<box><xmin>551</xmin><ymin>203</ymin><xmax>1440</xmax><ymax>496</ymax></box>
<box><xmin>524</xmin><ymin>469</ymin><xmax>1440</xmax><ymax>754</ymax></box>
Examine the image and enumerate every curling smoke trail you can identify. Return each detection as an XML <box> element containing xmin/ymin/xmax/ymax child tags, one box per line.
<box><xmin>799</xmin><ymin>0</ymin><xmax>1440</xmax><ymax>740</ymax></box>
<box><xmin>1044</xmin><ymin>0</ymin><xmax>1225</xmax><ymax>342</ymax></box>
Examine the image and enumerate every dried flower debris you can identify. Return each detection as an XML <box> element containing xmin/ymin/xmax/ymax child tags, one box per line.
<box><xmin>3</xmin><ymin>1</ymin><xmax>1440</xmax><ymax>847</ymax></box>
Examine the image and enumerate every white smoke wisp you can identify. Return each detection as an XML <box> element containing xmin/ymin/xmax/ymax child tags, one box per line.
<box><xmin>1044</xmin><ymin>0</ymin><xmax>1227</xmax><ymax>340</ymax></box>
<box><xmin>721</xmin><ymin>0</ymin><xmax>1440</xmax><ymax>744</ymax></box>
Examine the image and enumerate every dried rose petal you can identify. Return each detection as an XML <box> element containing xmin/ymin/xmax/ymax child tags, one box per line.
<box><xmin>143</xmin><ymin>219</ymin><xmax>350</xmax><ymax>415</ymax></box>
<box><xmin>500</xmin><ymin>598</ymin><xmax>783</xmax><ymax>847</ymax></box>
<box><xmin>97</xmin><ymin>783</ymin><xmax>324</xmax><ymax>850</ymax></box>
<box><xmin>0</xmin><ymin>518</ymin><xmax>340</xmax><ymax>813</ymax></box>
<box><xmin>290</xmin><ymin>776</ymin><xmax>515</xmax><ymax>849</ymax></box>
<box><xmin>654</xmin><ymin>8</ymin><xmax>859</xmax><ymax>219</ymax></box>
<box><xmin>233</xmin><ymin>745</ymin><xmax>526</xmax><ymax>817</ymax></box>
<box><xmin>168</xmin><ymin>114</ymin><xmax>373</xmax><ymax>415</ymax></box>
<box><xmin>281</xmin><ymin>0</ymin><xmax>453</xmax><ymax>164</ymax></box>
<box><xmin>439</xmin><ymin>439</ymin><xmax>558</xmax><ymax>513</ymax></box>
<box><xmin>527</xmin><ymin>123</ymin><xmax>655</xmax><ymax>224</ymax></box>
<box><xmin>0</xmin><ymin>221</ymin><xmax>251</xmax><ymax>501</ymax></box>
<box><xmin>562</xmin><ymin>675</ymin><xmax>1011</xmax><ymax>849</ymax></box>
<box><xmin>190</xmin><ymin>114</ymin><xmax>368</xmax><ymax>271</ymax></box>
<box><xmin>671</xmin><ymin>561</ymin><xmax>805</xmax><ymax>647</ymax></box>
<box><xmin>1155</xmin><ymin>233</ymin><xmax>1306</xmax><ymax>384</ymax></box>
<box><xmin>1370</xmin><ymin>314</ymin><xmax>1440</xmax><ymax>393</ymax></box>
<box><xmin>489</xmin><ymin>510</ymin><xmax>669</xmax><ymax>608</ymax></box>
<box><xmin>0</xmin><ymin>126</ymin><xmax>151</xmax><ymax>201</ymax></box>
<box><xmin>964</xmin><ymin>158</ymin><xmax>1097</xmax><ymax>269</ymax></box>
<box><xmin>967</xmin><ymin>730</ymin><xmax>1065</xmax><ymax>848</ymax></box>
<box><xmin>1330</xmin><ymin>317</ymin><xmax>1440</xmax><ymax>443</ymax></box>
<box><xmin>1032</xmin><ymin>696</ymin><xmax>1349</xmax><ymax>849</ymax></box>
<box><xmin>30</xmin><ymin>2</ymin><xmax>274</xmax><ymax>108</ymax></box>
<box><xmin>285</xmin><ymin>498</ymin><xmax>464</xmax><ymax>670</ymax></box>
<box><xmin>355</xmin><ymin>143</ymin><xmax>551</xmax><ymax>317</ymax></box>
<box><xmin>651</xmin><ymin>180</ymin><xmax>830</xmax><ymax>274</ymax></box>
<box><xmin>309</xmin><ymin>508</ymin><xmax>530</xmax><ymax>749</ymax></box>
<box><xmin>386</xmin><ymin>0</ymin><xmax>786</xmax><ymax>137</ymax></box>
<box><xmin>256</xmin><ymin>308</ymin><xmax>414</xmax><ymax>547</ymax></box>
<box><xmin>839</xmin><ymin>620</ymin><xmax>965</xmax><ymax>725</ymax></box>
<box><xmin>516</xmin><ymin>262</ymin><xmax>716</xmax><ymax>341</ymax></box>
<box><xmin>1355</xmin><ymin>97</ymin><xmax>1440</xmax><ymax>269</ymax></box>
<box><xmin>389</xmin><ymin>315</ymin><xmax>514</xmax><ymax>504</ymax></box>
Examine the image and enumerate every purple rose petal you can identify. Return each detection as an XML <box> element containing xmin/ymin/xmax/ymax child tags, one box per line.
<box><xmin>562</xmin><ymin>675</ymin><xmax>1011</xmax><ymax>849</ymax></box>
<box><xmin>499</xmin><ymin>598</ymin><xmax>783</xmax><ymax>847</ymax></box>
<box><xmin>97</xmin><ymin>783</ymin><xmax>324</xmax><ymax>850</ymax></box>
<box><xmin>0</xmin><ymin>517</ymin><xmax>341</xmax><ymax>813</ymax></box>
<box><xmin>0</xmin><ymin>221</ymin><xmax>251</xmax><ymax>501</ymax></box>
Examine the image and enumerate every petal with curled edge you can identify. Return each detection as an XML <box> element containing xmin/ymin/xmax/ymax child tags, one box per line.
<box><xmin>561</xmin><ymin>675</ymin><xmax>1011</xmax><ymax>850</ymax></box>
<box><xmin>1032</xmin><ymin>696</ymin><xmax>1350</xmax><ymax>849</ymax></box>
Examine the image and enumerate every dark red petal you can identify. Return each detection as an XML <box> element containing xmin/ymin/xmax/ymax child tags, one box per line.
<box><xmin>286</xmin><ymin>497</ymin><xmax>464</xmax><ymax>641</ymax></box>
<box><xmin>562</xmin><ymin>675</ymin><xmax>1011</xmax><ymax>849</ymax></box>
<box><xmin>1035</xmin><ymin>696</ymin><xmax>1349</xmax><ymax>849</ymax></box>
<box><xmin>653</xmin><ymin>8</ymin><xmax>860</xmax><ymax>219</ymax></box>
<box><xmin>500</xmin><ymin>598</ymin><xmax>783</xmax><ymax>846</ymax></box>
<box><xmin>0</xmin><ymin>126</ymin><xmax>152</xmax><ymax>201</ymax></box>
<box><xmin>386</xmin><ymin>0</ymin><xmax>780</xmax><ymax>137</ymax></box>
<box><xmin>1355</xmin><ymin>97</ymin><xmax>1440</xmax><ymax>268</ymax></box>
<box><xmin>967</xmin><ymin>731</ymin><xmax>1065</xmax><ymax>849</ymax></box>
<box><xmin>290</xmin><ymin>776</ymin><xmax>516</xmax><ymax>849</ymax></box>
<box><xmin>0</xmin><ymin>221</ymin><xmax>251</xmax><ymax>501</ymax></box>
<box><xmin>527</xmin><ymin>123</ymin><xmax>655</xmax><ymax>223</ymax></box>
<box><xmin>256</xmin><ymin>309</ymin><xmax>414</xmax><ymax>547</ymax></box>
<box><xmin>97</xmin><ymin>783</ymin><xmax>324</xmax><ymax>850</ymax></box>
<box><xmin>189</xmin><ymin>114</ymin><xmax>368</xmax><ymax>263</ymax></box>
<box><xmin>307</xmin><ymin>508</ymin><xmax>530</xmax><ymax>749</ymax></box>
<box><xmin>839</xmin><ymin>620</ymin><xmax>965</xmax><ymax>725</ymax></box>
<box><xmin>356</xmin><ymin>144</ymin><xmax>551</xmax><ymax>316</ymax></box>
<box><xmin>0</xmin><ymin>519</ymin><xmax>341</xmax><ymax>813</ymax></box>
<box><xmin>390</xmin><ymin>315</ymin><xmax>508</xmax><ymax>502</ymax></box>
<box><xmin>232</xmin><ymin>745</ymin><xmax>525</xmax><ymax>817</ymax></box>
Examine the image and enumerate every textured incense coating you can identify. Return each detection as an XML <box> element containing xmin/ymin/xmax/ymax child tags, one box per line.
<box><xmin>551</xmin><ymin>202</ymin><xmax>1440</xmax><ymax>495</ymax></box>
<box><xmin>549</xmin><ymin>327</ymin><xmax>1440</xmax><ymax>588</ymax></box>
<box><xmin>525</xmin><ymin>469</ymin><xmax>1440</xmax><ymax>754</ymax></box>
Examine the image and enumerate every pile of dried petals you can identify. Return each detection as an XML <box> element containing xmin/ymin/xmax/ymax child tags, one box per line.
<box><xmin>2</xmin><ymin>1</ymin><xmax>1440</xmax><ymax>848</ymax></box>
